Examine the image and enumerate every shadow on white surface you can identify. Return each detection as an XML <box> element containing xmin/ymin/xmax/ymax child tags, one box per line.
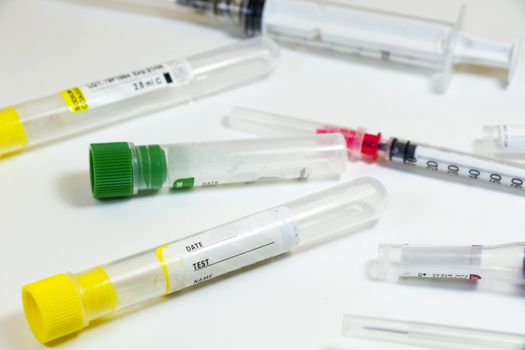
<box><xmin>55</xmin><ymin>167</ymin><xmax>343</xmax><ymax>207</ymax></box>
<box><xmin>454</xmin><ymin>64</ymin><xmax>510</xmax><ymax>88</ymax></box>
<box><xmin>323</xmin><ymin>339</ymin><xmax>434</xmax><ymax>350</ymax></box>
<box><xmin>324</xmin><ymin>347</ymin><xmax>394</xmax><ymax>350</ymax></box>
<box><xmin>56</xmin><ymin>172</ymin><xmax>95</xmax><ymax>208</ymax></box>
<box><xmin>0</xmin><ymin>311</ymin><xmax>43</xmax><ymax>350</ymax></box>
<box><xmin>293</xmin><ymin>221</ymin><xmax>378</xmax><ymax>254</ymax></box>
<box><xmin>324</xmin><ymin>343</ymin><xmax>431</xmax><ymax>350</ymax></box>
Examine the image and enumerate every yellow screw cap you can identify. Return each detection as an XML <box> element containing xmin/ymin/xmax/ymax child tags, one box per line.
<box><xmin>22</xmin><ymin>274</ymin><xmax>86</xmax><ymax>344</ymax></box>
<box><xmin>0</xmin><ymin>107</ymin><xmax>27</xmax><ymax>157</ymax></box>
<box><xmin>22</xmin><ymin>268</ymin><xmax>119</xmax><ymax>344</ymax></box>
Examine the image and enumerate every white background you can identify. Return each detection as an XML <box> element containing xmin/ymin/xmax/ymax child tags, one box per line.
<box><xmin>0</xmin><ymin>0</ymin><xmax>524</xmax><ymax>349</ymax></box>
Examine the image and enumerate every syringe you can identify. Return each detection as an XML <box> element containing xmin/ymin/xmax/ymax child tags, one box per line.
<box><xmin>478</xmin><ymin>125</ymin><xmax>525</xmax><ymax>161</ymax></box>
<box><xmin>227</xmin><ymin>107</ymin><xmax>525</xmax><ymax>193</ymax></box>
<box><xmin>89</xmin><ymin>134</ymin><xmax>348</xmax><ymax>199</ymax></box>
<box><xmin>22</xmin><ymin>177</ymin><xmax>387</xmax><ymax>343</ymax></box>
<box><xmin>377</xmin><ymin>242</ymin><xmax>525</xmax><ymax>285</ymax></box>
<box><xmin>0</xmin><ymin>37</ymin><xmax>279</xmax><ymax>158</ymax></box>
<box><xmin>169</xmin><ymin>0</ymin><xmax>519</xmax><ymax>92</ymax></box>
<box><xmin>342</xmin><ymin>314</ymin><xmax>525</xmax><ymax>350</ymax></box>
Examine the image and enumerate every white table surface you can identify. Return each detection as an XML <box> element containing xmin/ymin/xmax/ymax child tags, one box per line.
<box><xmin>1</xmin><ymin>0</ymin><xmax>524</xmax><ymax>349</ymax></box>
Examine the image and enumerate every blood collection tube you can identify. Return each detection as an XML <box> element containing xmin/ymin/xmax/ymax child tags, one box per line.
<box><xmin>376</xmin><ymin>242</ymin><xmax>525</xmax><ymax>285</ymax></box>
<box><xmin>227</xmin><ymin>107</ymin><xmax>525</xmax><ymax>193</ymax></box>
<box><xmin>89</xmin><ymin>134</ymin><xmax>348</xmax><ymax>199</ymax></box>
<box><xmin>342</xmin><ymin>314</ymin><xmax>525</xmax><ymax>350</ymax></box>
<box><xmin>22</xmin><ymin>177</ymin><xmax>387</xmax><ymax>343</ymax></box>
<box><xmin>167</xmin><ymin>0</ymin><xmax>519</xmax><ymax>92</ymax></box>
<box><xmin>0</xmin><ymin>37</ymin><xmax>279</xmax><ymax>158</ymax></box>
<box><xmin>479</xmin><ymin>125</ymin><xmax>525</xmax><ymax>160</ymax></box>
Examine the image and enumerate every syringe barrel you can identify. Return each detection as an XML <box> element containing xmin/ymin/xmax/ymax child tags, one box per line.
<box><xmin>388</xmin><ymin>138</ymin><xmax>525</xmax><ymax>192</ymax></box>
<box><xmin>175</xmin><ymin>0</ymin><xmax>265</xmax><ymax>35</ymax></box>
<box><xmin>176</xmin><ymin>0</ymin><xmax>518</xmax><ymax>92</ymax></box>
<box><xmin>22</xmin><ymin>177</ymin><xmax>387</xmax><ymax>343</ymax></box>
<box><xmin>89</xmin><ymin>134</ymin><xmax>348</xmax><ymax>199</ymax></box>
<box><xmin>0</xmin><ymin>37</ymin><xmax>279</xmax><ymax>158</ymax></box>
<box><xmin>377</xmin><ymin>242</ymin><xmax>525</xmax><ymax>285</ymax></box>
<box><xmin>479</xmin><ymin>125</ymin><xmax>525</xmax><ymax>160</ymax></box>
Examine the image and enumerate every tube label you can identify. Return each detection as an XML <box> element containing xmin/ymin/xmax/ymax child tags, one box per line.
<box><xmin>157</xmin><ymin>207</ymin><xmax>300</xmax><ymax>293</ymax></box>
<box><xmin>171</xmin><ymin>168</ymin><xmax>309</xmax><ymax>190</ymax></box>
<box><xmin>60</xmin><ymin>88</ymin><xmax>89</xmax><ymax>113</ymax></box>
<box><xmin>60</xmin><ymin>60</ymin><xmax>193</xmax><ymax>113</ymax></box>
<box><xmin>500</xmin><ymin>125</ymin><xmax>525</xmax><ymax>150</ymax></box>
<box><xmin>399</xmin><ymin>246</ymin><xmax>483</xmax><ymax>280</ymax></box>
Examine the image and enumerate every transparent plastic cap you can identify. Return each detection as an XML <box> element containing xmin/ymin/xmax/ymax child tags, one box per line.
<box><xmin>480</xmin><ymin>125</ymin><xmax>504</xmax><ymax>157</ymax></box>
<box><xmin>342</xmin><ymin>314</ymin><xmax>525</xmax><ymax>350</ymax></box>
<box><xmin>478</xmin><ymin>125</ymin><xmax>525</xmax><ymax>160</ymax></box>
<box><xmin>285</xmin><ymin>177</ymin><xmax>388</xmax><ymax>246</ymax></box>
<box><xmin>228</xmin><ymin>107</ymin><xmax>325</xmax><ymax>137</ymax></box>
<box><xmin>185</xmin><ymin>36</ymin><xmax>280</xmax><ymax>97</ymax></box>
<box><xmin>227</xmin><ymin>107</ymin><xmax>368</xmax><ymax>159</ymax></box>
<box><xmin>377</xmin><ymin>244</ymin><xmax>402</xmax><ymax>282</ymax></box>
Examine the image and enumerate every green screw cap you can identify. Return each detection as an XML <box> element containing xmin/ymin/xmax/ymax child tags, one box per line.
<box><xmin>89</xmin><ymin>142</ymin><xmax>168</xmax><ymax>199</ymax></box>
<box><xmin>89</xmin><ymin>142</ymin><xmax>134</xmax><ymax>199</ymax></box>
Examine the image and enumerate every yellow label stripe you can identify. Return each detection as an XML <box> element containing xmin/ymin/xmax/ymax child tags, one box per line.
<box><xmin>155</xmin><ymin>245</ymin><xmax>171</xmax><ymax>294</ymax></box>
<box><xmin>60</xmin><ymin>87</ymin><xmax>89</xmax><ymax>113</ymax></box>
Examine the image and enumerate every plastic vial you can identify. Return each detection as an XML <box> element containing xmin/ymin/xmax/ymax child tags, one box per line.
<box><xmin>342</xmin><ymin>314</ymin><xmax>525</xmax><ymax>350</ymax></box>
<box><xmin>172</xmin><ymin>0</ymin><xmax>519</xmax><ymax>92</ymax></box>
<box><xmin>0</xmin><ymin>37</ymin><xmax>279</xmax><ymax>158</ymax></box>
<box><xmin>377</xmin><ymin>242</ymin><xmax>525</xmax><ymax>285</ymax></box>
<box><xmin>89</xmin><ymin>134</ymin><xmax>348</xmax><ymax>199</ymax></box>
<box><xmin>479</xmin><ymin>125</ymin><xmax>525</xmax><ymax>160</ymax></box>
<box><xmin>22</xmin><ymin>177</ymin><xmax>387</xmax><ymax>343</ymax></box>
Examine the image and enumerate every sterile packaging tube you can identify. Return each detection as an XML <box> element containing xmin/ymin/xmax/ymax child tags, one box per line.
<box><xmin>89</xmin><ymin>134</ymin><xmax>348</xmax><ymax>199</ymax></box>
<box><xmin>479</xmin><ymin>125</ymin><xmax>525</xmax><ymax>160</ymax></box>
<box><xmin>172</xmin><ymin>0</ymin><xmax>519</xmax><ymax>92</ymax></box>
<box><xmin>227</xmin><ymin>107</ymin><xmax>525</xmax><ymax>193</ymax></box>
<box><xmin>342</xmin><ymin>314</ymin><xmax>525</xmax><ymax>350</ymax></box>
<box><xmin>377</xmin><ymin>242</ymin><xmax>525</xmax><ymax>285</ymax></box>
<box><xmin>22</xmin><ymin>177</ymin><xmax>387</xmax><ymax>343</ymax></box>
<box><xmin>0</xmin><ymin>37</ymin><xmax>279</xmax><ymax>158</ymax></box>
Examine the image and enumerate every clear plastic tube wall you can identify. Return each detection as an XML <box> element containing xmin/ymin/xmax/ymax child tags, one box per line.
<box><xmin>22</xmin><ymin>177</ymin><xmax>387</xmax><ymax>343</ymax></box>
<box><xmin>0</xmin><ymin>37</ymin><xmax>279</xmax><ymax>158</ymax></box>
<box><xmin>89</xmin><ymin>134</ymin><xmax>348</xmax><ymax>198</ymax></box>
<box><xmin>377</xmin><ymin>242</ymin><xmax>525</xmax><ymax>285</ymax></box>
